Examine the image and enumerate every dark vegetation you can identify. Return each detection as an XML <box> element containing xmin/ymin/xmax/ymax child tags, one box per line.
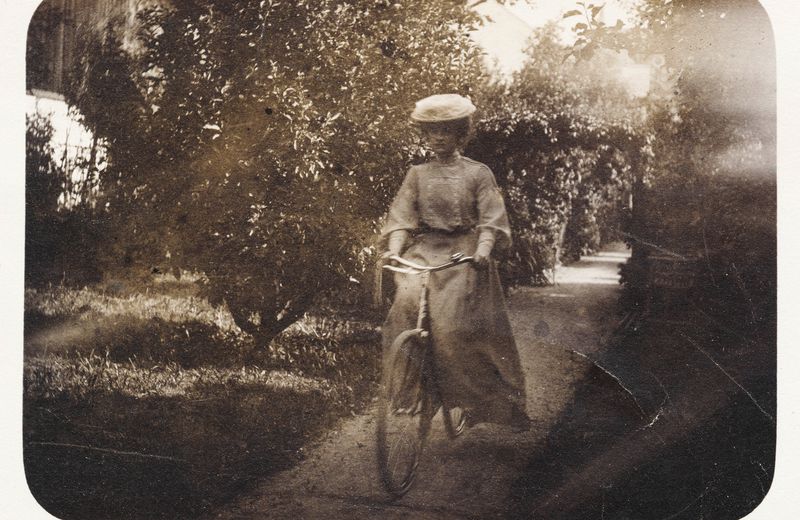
<box><xmin>25</xmin><ymin>113</ymin><xmax>104</xmax><ymax>286</ymax></box>
<box><xmin>612</xmin><ymin>0</ymin><xmax>777</xmax><ymax>344</ymax></box>
<box><xmin>509</xmin><ymin>318</ymin><xmax>775</xmax><ymax>519</ymax></box>
<box><xmin>24</xmin><ymin>0</ymin><xmax>775</xmax><ymax>518</ymax></box>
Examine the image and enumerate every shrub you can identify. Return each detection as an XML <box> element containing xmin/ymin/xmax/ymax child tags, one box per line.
<box><xmin>25</xmin><ymin>113</ymin><xmax>104</xmax><ymax>286</ymax></box>
<box><xmin>468</xmin><ymin>26</ymin><xmax>635</xmax><ymax>284</ymax></box>
<box><xmin>62</xmin><ymin>0</ymin><xmax>487</xmax><ymax>347</ymax></box>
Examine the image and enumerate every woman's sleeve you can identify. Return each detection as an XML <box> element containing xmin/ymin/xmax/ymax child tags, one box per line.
<box><xmin>381</xmin><ymin>168</ymin><xmax>419</xmax><ymax>238</ymax></box>
<box><xmin>475</xmin><ymin>167</ymin><xmax>512</xmax><ymax>249</ymax></box>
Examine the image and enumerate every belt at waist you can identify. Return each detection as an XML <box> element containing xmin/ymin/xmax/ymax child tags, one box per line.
<box><xmin>415</xmin><ymin>225</ymin><xmax>475</xmax><ymax>236</ymax></box>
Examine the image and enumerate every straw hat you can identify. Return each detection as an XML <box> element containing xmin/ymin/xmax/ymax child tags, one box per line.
<box><xmin>410</xmin><ymin>94</ymin><xmax>476</xmax><ymax>123</ymax></box>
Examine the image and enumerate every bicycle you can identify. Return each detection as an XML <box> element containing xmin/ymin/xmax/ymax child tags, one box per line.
<box><xmin>376</xmin><ymin>252</ymin><xmax>473</xmax><ymax>498</ymax></box>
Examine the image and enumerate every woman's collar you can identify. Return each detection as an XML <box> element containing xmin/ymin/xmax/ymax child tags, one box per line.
<box><xmin>435</xmin><ymin>151</ymin><xmax>461</xmax><ymax>165</ymax></box>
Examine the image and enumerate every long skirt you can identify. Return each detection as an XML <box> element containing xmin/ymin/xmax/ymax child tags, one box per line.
<box><xmin>381</xmin><ymin>230</ymin><xmax>528</xmax><ymax>426</ymax></box>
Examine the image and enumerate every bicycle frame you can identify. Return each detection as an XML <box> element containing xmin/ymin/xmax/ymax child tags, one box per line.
<box><xmin>377</xmin><ymin>253</ymin><xmax>472</xmax><ymax>498</ymax></box>
<box><xmin>376</xmin><ymin>252</ymin><xmax>474</xmax><ymax>497</ymax></box>
<box><xmin>383</xmin><ymin>252</ymin><xmax>474</xmax><ymax>338</ymax></box>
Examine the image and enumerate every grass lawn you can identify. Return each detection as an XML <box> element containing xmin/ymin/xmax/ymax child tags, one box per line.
<box><xmin>23</xmin><ymin>285</ymin><xmax>382</xmax><ymax>520</ymax></box>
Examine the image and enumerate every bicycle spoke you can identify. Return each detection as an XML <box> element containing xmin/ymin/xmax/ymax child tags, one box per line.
<box><xmin>385</xmin><ymin>411</ymin><xmax>420</xmax><ymax>481</ymax></box>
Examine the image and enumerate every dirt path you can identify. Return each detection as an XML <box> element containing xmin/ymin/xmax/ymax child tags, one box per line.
<box><xmin>211</xmin><ymin>246</ymin><xmax>630</xmax><ymax>520</ymax></box>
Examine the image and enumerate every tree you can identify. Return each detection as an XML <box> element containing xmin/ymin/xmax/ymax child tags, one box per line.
<box><xmin>564</xmin><ymin>0</ymin><xmax>775</xmax><ymax>185</ymax></box>
<box><xmin>567</xmin><ymin>0</ymin><xmax>776</xmax><ymax>325</ymax></box>
<box><xmin>468</xmin><ymin>24</ymin><xmax>635</xmax><ymax>284</ymax></box>
<box><xmin>64</xmin><ymin>0</ymin><xmax>487</xmax><ymax>348</ymax></box>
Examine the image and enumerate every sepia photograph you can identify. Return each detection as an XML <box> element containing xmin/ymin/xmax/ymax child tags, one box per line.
<box><xmin>20</xmin><ymin>0</ymin><xmax>778</xmax><ymax>518</ymax></box>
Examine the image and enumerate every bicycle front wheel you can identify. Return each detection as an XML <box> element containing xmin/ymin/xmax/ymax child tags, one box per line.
<box><xmin>376</xmin><ymin>330</ymin><xmax>433</xmax><ymax>498</ymax></box>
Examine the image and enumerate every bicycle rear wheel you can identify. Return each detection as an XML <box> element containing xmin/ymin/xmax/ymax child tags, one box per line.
<box><xmin>443</xmin><ymin>406</ymin><xmax>467</xmax><ymax>439</ymax></box>
<box><xmin>376</xmin><ymin>330</ymin><xmax>433</xmax><ymax>497</ymax></box>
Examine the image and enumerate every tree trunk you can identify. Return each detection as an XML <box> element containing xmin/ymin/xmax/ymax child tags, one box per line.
<box><xmin>227</xmin><ymin>289</ymin><xmax>319</xmax><ymax>355</ymax></box>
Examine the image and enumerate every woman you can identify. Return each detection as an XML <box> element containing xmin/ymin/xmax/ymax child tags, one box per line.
<box><xmin>380</xmin><ymin>93</ymin><xmax>529</xmax><ymax>430</ymax></box>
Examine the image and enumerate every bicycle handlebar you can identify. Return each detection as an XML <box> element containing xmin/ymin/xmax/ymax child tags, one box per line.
<box><xmin>382</xmin><ymin>252</ymin><xmax>474</xmax><ymax>274</ymax></box>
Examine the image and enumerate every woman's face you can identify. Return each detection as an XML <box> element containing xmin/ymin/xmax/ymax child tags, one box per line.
<box><xmin>421</xmin><ymin>124</ymin><xmax>460</xmax><ymax>156</ymax></box>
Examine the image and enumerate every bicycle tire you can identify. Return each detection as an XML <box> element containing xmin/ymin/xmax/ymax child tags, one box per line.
<box><xmin>376</xmin><ymin>329</ymin><xmax>433</xmax><ymax>498</ymax></box>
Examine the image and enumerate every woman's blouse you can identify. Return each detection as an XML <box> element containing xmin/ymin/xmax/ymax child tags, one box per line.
<box><xmin>382</xmin><ymin>154</ymin><xmax>512</xmax><ymax>248</ymax></box>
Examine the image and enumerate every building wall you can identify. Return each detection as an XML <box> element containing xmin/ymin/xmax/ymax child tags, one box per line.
<box><xmin>26</xmin><ymin>1</ymin><xmax>136</xmax><ymax>205</ymax></box>
<box><xmin>27</xmin><ymin>0</ymin><xmax>138</xmax><ymax>97</ymax></box>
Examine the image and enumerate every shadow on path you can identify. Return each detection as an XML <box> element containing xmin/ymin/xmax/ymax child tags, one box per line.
<box><xmin>508</xmin><ymin>248</ymin><xmax>775</xmax><ymax>519</ymax></box>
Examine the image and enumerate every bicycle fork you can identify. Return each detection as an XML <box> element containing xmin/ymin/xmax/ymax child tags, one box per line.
<box><xmin>415</xmin><ymin>271</ymin><xmax>430</xmax><ymax>339</ymax></box>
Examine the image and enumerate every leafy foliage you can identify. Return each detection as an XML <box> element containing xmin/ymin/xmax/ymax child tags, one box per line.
<box><xmin>26</xmin><ymin>114</ymin><xmax>62</xmax><ymax>221</ymax></box>
<box><xmin>40</xmin><ymin>0</ymin><xmax>679</xmax><ymax>339</ymax></box>
<box><xmin>25</xmin><ymin>113</ymin><xmax>103</xmax><ymax>285</ymax></box>
<box><xmin>64</xmin><ymin>0</ymin><xmax>487</xmax><ymax>346</ymax></box>
<box><xmin>469</xmin><ymin>25</ymin><xmax>635</xmax><ymax>284</ymax></box>
<box><xmin>569</xmin><ymin>0</ymin><xmax>776</xmax><ymax>328</ymax></box>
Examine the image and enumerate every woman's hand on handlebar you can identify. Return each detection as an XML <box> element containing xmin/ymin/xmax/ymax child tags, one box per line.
<box><xmin>472</xmin><ymin>252</ymin><xmax>490</xmax><ymax>270</ymax></box>
<box><xmin>380</xmin><ymin>251</ymin><xmax>398</xmax><ymax>265</ymax></box>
